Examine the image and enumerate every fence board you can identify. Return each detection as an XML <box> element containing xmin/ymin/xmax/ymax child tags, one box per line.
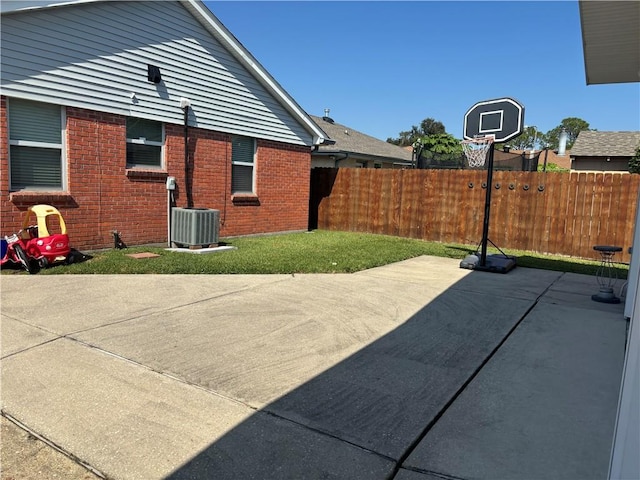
<box><xmin>310</xmin><ymin>168</ymin><xmax>639</xmax><ymax>262</ymax></box>
<box><xmin>531</xmin><ymin>172</ymin><xmax>545</xmax><ymax>252</ymax></box>
<box><xmin>601</xmin><ymin>173</ymin><xmax>615</xmax><ymax>243</ymax></box>
<box><xmin>504</xmin><ymin>173</ymin><xmax>521</xmax><ymax>250</ymax></box>
<box><xmin>580</xmin><ymin>172</ymin><xmax>596</xmax><ymax>260</ymax></box>
<box><xmin>549</xmin><ymin>172</ymin><xmax>570</xmax><ymax>255</ymax></box>
<box><xmin>615</xmin><ymin>174</ymin><xmax>635</xmax><ymax>253</ymax></box>
<box><xmin>607</xmin><ymin>174</ymin><xmax>623</xmax><ymax>248</ymax></box>
<box><xmin>381</xmin><ymin>171</ymin><xmax>395</xmax><ymax>235</ymax></box>
<box><xmin>537</xmin><ymin>172</ymin><xmax>555</xmax><ymax>252</ymax></box>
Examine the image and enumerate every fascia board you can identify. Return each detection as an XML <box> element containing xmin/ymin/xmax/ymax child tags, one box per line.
<box><xmin>0</xmin><ymin>0</ymin><xmax>101</xmax><ymax>14</ymax></box>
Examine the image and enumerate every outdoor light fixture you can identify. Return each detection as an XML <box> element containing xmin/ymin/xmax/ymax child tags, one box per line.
<box><xmin>147</xmin><ymin>64</ymin><xmax>162</xmax><ymax>84</ymax></box>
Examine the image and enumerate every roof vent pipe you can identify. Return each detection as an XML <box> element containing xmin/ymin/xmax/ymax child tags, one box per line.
<box><xmin>322</xmin><ymin>108</ymin><xmax>334</xmax><ymax>123</ymax></box>
<box><xmin>558</xmin><ymin>129</ymin><xmax>568</xmax><ymax>156</ymax></box>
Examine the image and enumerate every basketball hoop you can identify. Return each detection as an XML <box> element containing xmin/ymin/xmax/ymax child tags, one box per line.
<box><xmin>461</xmin><ymin>135</ymin><xmax>494</xmax><ymax>168</ymax></box>
<box><xmin>459</xmin><ymin>97</ymin><xmax>523</xmax><ymax>274</ymax></box>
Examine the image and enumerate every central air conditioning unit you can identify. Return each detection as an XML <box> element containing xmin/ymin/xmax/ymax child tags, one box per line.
<box><xmin>171</xmin><ymin>208</ymin><xmax>219</xmax><ymax>247</ymax></box>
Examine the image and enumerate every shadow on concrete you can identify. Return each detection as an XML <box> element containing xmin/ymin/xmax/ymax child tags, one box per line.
<box><xmin>164</xmin><ymin>267</ymin><xmax>625</xmax><ymax>480</ymax></box>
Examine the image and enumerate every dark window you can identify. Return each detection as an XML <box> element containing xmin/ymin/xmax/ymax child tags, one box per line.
<box><xmin>231</xmin><ymin>136</ymin><xmax>255</xmax><ymax>193</ymax></box>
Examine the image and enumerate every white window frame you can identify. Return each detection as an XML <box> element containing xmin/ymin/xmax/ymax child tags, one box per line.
<box><xmin>125</xmin><ymin>117</ymin><xmax>165</xmax><ymax>169</ymax></box>
<box><xmin>8</xmin><ymin>98</ymin><xmax>66</xmax><ymax>191</ymax></box>
<box><xmin>231</xmin><ymin>136</ymin><xmax>256</xmax><ymax>194</ymax></box>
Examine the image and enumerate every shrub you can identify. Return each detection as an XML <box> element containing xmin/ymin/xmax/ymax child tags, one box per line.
<box><xmin>629</xmin><ymin>145</ymin><xmax>640</xmax><ymax>174</ymax></box>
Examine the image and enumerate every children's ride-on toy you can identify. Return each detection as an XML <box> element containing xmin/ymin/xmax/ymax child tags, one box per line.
<box><xmin>22</xmin><ymin>204</ymin><xmax>71</xmax><ymax>268</ymax></box>
<box><xmin>1</xmin><ymin>233</ymin><xmax>33</xmax><ymax>273</ymax></box>
<box><xmin>1</xmin><ymin>204</ymin><xmax>71</xmax><ymax>273</ymax></box>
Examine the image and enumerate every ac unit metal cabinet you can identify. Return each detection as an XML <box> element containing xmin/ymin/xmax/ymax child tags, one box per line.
<box><xmin>171</xmin><ymin>208</ymin><xmax>219</xmax><ymax>247</ymax></box>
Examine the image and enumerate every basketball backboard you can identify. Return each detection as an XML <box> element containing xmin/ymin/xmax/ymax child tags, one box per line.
<box><xmin>463</xmin><ymin>97</ymin><xmax>525</xmax><ymax>142</ymax></box>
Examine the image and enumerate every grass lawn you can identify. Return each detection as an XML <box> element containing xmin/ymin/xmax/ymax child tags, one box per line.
<box><xmin>3</xmin><ymin>230</ymin><xmax>628</xmax><ymax>278</ymax></box>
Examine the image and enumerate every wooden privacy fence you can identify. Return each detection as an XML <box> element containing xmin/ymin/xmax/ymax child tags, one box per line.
<box><xmin>310</xmin><ymin>168</ymin><xmax>640</xmax><ymax>263</ymax></box>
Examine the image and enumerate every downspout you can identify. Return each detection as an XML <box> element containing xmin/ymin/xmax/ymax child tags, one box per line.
<box><xmin>333</xmin><ymin>152</ymin><xmax>350</xmax><ymax>166</ymax></box>
<box><xmin>181</xmin><ymin>98</ymin><xmax>193</xmax><ymax>209</ymax></box>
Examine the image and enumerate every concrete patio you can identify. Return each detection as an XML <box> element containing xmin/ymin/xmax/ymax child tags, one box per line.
<box><xmin>0</xmin><ymin>256</ymin><xmax>628</xmax><ymax>479</ymax></box>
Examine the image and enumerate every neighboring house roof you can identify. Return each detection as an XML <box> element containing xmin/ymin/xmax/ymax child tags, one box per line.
<box><xmin>1</xmin><ymin>0</ymin><xmax>328</xmax><ymax>146</ymax></box>
<box><xmin>310</xmin><ymin>115</ymin><xmax>412</xmax><ymax>164</ymax></box>
<box><xmin>540</xmin><ymin>149</ymin><xmax>572</xmax><ymax>169</ymax></box>
<box><xmin>570</xmin><ymin>131</ymin><xmax>640</xmax><ymax>157</ymax></box>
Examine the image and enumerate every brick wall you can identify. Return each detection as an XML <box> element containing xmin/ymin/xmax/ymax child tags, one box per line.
<box><xmin>1</xmin><ymin>99</ymin><xmax>312</xmax><ymax>250</ymax></box>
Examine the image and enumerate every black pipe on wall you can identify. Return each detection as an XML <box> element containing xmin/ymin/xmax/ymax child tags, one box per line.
<box><xmin>183</xmin><ymin>105</ymin><xmax>193</xmax><ymax>209</ymax></box>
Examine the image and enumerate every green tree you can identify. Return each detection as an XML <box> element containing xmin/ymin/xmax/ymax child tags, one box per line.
<box><xmin>629</xmin><ymin>145</ymin><xmax>640</xmax><ymax>174</ymax></box>
<box><xmin>420</xmin><ymin>118</ymin><xmax>446</xmax><ymax>136</ymax></box>
<box><xmin>542</xmin><ymin>117</ymin><xmax>592</xmax><ymax>150</ymax></box>
<box><xmin>413</xmin><ymin>133</ymin><xmax>463</xmax><ymax>167</ymax></box>
<box><xmin>504</xmin><ymin>126</ymin><xmax>540</xmax><ymax>150</ymax></box>
<box><xmin>387</xmin><ymin>118</ymin><xmax>446</xmax><ymax>146</ymax></box>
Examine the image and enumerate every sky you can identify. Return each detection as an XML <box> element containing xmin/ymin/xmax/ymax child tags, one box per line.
<box><xmin>208</xmin><ymin>1</ymin><xmax>640</xmax><ymax>142</ymax></box>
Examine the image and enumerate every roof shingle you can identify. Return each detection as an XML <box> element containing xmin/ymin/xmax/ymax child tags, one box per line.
<box><xmin>571</xmin><ymin>131</ymin><xmax>640</xmax><ymax>157</ymax></box>
<box><xmin>310</xmin><ymin>115</ymin><xmax>412</xmax><ymax>162</ymax></box>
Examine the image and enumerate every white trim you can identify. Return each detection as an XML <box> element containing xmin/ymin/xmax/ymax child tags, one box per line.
<box><xmin>1</xmin><ymin>0</ymin><xmax>102</xmax><ymax>14</ymax></box>
<box><xmin>610</xmin><ymin>189</ymin><xmax>640</xmax><ymax>479</ymax></box>
<box><xmin>8</xmin><ymin>140</ymin><xmax>63</xmax><ymax>149</ymax></box>
<box><xmin>127</xmin><ymin>139</ymin><xmax>164</xmax><ymax>147</ymax></box>
<box><xmin>61</xmin><ymin>106</ymin><xmax>67</xmax><ymax>190</ymax></box>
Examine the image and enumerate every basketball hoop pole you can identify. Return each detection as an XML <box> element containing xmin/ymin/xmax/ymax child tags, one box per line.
<box><xmin>479</xmin><ymin>146</ymin><xmax>495</xmax><ymax>266</ymax></box>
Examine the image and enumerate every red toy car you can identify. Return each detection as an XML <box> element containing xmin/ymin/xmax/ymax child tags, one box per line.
<box><xmin>1</xmin><ymin>204</ymin><xmax>71</xmax><ymax>273</ymax></box>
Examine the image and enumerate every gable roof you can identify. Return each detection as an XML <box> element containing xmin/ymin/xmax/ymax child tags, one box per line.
<box><xmin>570</xmin><ymin>131</ymin><xmax>640</xmax><ymax>157</ymax></box>
<box><xmin>1</xmin><ymin>0</ymin><xmax>328</xmax><ymax>146</ymax></box>
<box><xmin>310</xmin><ymin>115</ymin><xmax>412</xmax><ymax>163</ymax></box>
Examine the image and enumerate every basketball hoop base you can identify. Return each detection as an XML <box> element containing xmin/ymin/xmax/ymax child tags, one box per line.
<box><xmin>460</xmin><ymin>254</ymin><xmax>517</xmax><ymax>274</ymax></box>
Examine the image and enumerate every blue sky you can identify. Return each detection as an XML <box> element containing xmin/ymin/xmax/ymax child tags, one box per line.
<box><xmin>208</xmin><ymin>1</ymin><xmax>639</xmax><ymax>141</ymax></box>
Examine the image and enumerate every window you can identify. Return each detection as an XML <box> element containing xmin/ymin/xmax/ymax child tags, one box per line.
<box><xmin>8</xmin><ymin>98</ymin><xmax>64</xmax><ymax>190</ymax></box>
<box><xmin>126</xmin><ymin>117</ymin><xmax>164</xmax><ymax>169</ymax></box>
<box><xmin>231</xmin><ymin>136</ymin><xmax>255</xmax><ymax>194</ymax></box>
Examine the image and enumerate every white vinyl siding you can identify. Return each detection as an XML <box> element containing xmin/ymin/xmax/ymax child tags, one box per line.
<box><xmin>231</xmin><ymin>136</ymin><xmax>255</xmax><ymax>194</ymax></box>
<box><xmin>126</xmin><ymin>117</ymin><xmax>164</xmax><ymax>169</ymax></box>
<box><xmin>8</xmin><ymin>98</ymin><xmax>65</xmax><ymax>190</ymax></box>
<box><xmin>1</xmin><ymin>1</ymin><xmax>314</xmax><ymax>146</ymax></box>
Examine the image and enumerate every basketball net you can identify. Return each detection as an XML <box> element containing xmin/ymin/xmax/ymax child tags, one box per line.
<box><xmin>461</xmin><ymin>135</ymin><xmax>494</xmax><ymax>168</ymax></box>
